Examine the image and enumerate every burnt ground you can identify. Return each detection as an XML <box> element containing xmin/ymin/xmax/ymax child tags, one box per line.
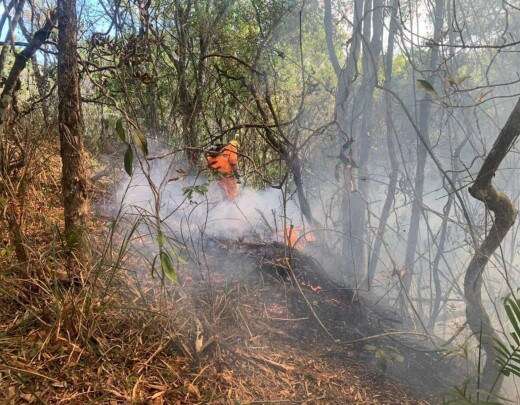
<box><xmin>0</xmin><ymin>157</ymin><xmax>464</xmax><ymax>404</ymax></box>
<box><xmin>173</xmin><ymin>237</ymin><xmax>468</xmax><ymax>403</ymax></box>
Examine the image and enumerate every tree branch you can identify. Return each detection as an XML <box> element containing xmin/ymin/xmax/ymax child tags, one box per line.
<box><xmin>323</xmin><ymin>0</ymin><xmax>341</xmax><ymax>79</ymax></box>
<box><xmin>0</xmin><ymin>10</ymin><xmax>56</xmax><ymax>127</ymax></box>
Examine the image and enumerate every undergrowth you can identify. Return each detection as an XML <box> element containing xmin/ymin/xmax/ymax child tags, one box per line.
<box><xmin>0</xmin><ymin>141</ymin><xmax>427</xmax><ymax>404</ymax></box>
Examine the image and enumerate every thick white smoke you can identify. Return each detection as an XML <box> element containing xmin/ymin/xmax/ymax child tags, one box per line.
<box><xmin>113</xmin><ymin>154</ymin><xmax>308</xmax><ymax>244</ymax></box>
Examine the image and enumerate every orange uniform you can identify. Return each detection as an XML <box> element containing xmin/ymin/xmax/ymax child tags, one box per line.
<box><xmin>206</xmin><ymin>142</ymin><xmax>239</xmax><ymax>200</ymax></box>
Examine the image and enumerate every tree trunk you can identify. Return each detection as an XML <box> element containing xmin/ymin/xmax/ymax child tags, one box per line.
<box><xmin>428</xmin><ymin>136</ymin><xmax>464</xmax><ymax>329</ymax></box>
<box><xmin>31</xmin><ymin>56</ymin><xmax>50</xmax><ymax>123</ymax></box>
<box><xmin>367</xmin><ymin>0</ymin><xmax>398</xmax><ymax>286</ymax></box>
<box><xmin>402</xmin><ymin>0</ymin><xmax>445</xmax><ymax>305</ymax></box>
<box><xmin>463</xmin><ymin>98</ymin><xmax>520</xmax><ymax>396</ymax></box>
<box><xmin>57</xmin><ymin>0</ymin><xmax>90</xmax><ymax>268</ymax></box>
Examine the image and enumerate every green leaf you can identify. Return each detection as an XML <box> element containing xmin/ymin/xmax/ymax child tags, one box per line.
<box><xmin>182</xmin><ymin>184</ymin><xmax>209</xmax><ymax>202</ymax></box>
<box><xmin>160</xmin><ymin>251</ymin><xmax>177</xmax><ymax>283</ymax></box>
<box><xmin>115</xmin><ymin>118</ymin><xmax>126</xmax><ymax>142</ymax></box>
<box><xmin>505</xmin><ymin>299</ymin><xmax>520</xmax><ymax>340</ymax></box>
<box><xmin>132</xmin><ymin>131</ymin><xmax>148</xmax><ymax>156</ymax></box>
<box><xmin>447</xmin><ymin>75</ymin><xmax>471</xmax><ymax>87</ymax></box>
<box><xmin>507</xmin><ymin>296</ymin><xmax>520</xmax><ymax>327</ymax></box>
<box><xmin>157</xmin><ymin>231</ymin><xmax>166</xmax><ymax>249</ymax></box>
<box><xmin>504</xmin><ymin>362</ymin><xmax>520</xmax><ymax>376</ymax></box>
<box><xmin>124</xmin><ymin>145</ymin><xmax>133</xmax><ymax>176</ymax></box>
<box><xmin>495</xmin><ymin>338</ymin><xmax>510</xmax><ymax>359</ymax></box>
<box><xmin>417</xmin><ymin>79</ymin><xmax>438</xmax><ymax>96</ymax></box>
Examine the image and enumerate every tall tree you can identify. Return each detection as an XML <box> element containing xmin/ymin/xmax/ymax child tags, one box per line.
<box><xmin>57</xmin><ymin>0</ymin><xmax>90</xmax><ymax>268</ymax></box>
<box><xmin>401</xmin><ymin>0</ymin><xmax>446</xmax><ymax>306</ymax></box>
<box><xmin>367</xmin><ymin>0</ymin><xmax>399</xmax><ymax>286</ymax></box>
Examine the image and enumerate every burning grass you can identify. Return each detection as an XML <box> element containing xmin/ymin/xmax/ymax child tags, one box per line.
<box><xmin>1</xmin><ymin>150</ymin><xmax>432</xmax><ymax>404</ymax></box>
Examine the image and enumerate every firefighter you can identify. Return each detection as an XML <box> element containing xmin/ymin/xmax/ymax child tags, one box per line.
<box><xmin>205</xmin><ymin>139</ymin><xmax>240</xmax><ymax>201</ymax></box>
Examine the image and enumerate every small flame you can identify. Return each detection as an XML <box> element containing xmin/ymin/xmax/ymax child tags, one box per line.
<box><xmin>279</xmin><ymin>225</ymin><xmax>316</xmax><ymax>250</ymax></box>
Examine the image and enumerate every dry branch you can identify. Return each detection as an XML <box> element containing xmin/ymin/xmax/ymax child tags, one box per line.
<box><xmin>0</xmin><ymin>10</ymin><xmax>56</xmax><ymax>129</ymax></box>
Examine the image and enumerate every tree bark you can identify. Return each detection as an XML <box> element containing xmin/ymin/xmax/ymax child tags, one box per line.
<box><xmin>402</xmin><ymin>0</ymin><xmax>445</xmax><ymax>304</ymax></box>
<box><xmin>324</xmin><ymin>0</ymin><xmax>366</xmax><ymax>285</ymax></box>
<box><xmin>57</xmin><ymin>0</ymin><xmax>90</xmax><ymax>268</ymax></box>
<box><xmin>367</xmin><ymin>0</ymin><xmax>398</xmax><ymax>286</ymax></box>
<box><xmin>463</xmin><ymin>98</ymin><xmax>520</xmax><ymax>395</ymax></box>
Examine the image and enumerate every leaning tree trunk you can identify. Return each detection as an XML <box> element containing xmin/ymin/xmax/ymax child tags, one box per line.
<box><xmin>57</xmin><ymin>0</ymin><xmax>90</xmax><ymax>268</ymax></box>
<box><xmin>463</xmin><ymin>99</ymin><xmax>520</xmax><ymax>395</ymax></box>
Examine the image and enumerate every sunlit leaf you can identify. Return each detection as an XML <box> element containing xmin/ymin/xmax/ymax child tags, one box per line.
<box><xmin>447</xmin><ymin>74</ymin><xmax>471</xmax><ymax>87</ymax></box>
<box><xmin>157</xmin><ymin>231</ymin><xmax>166</xmax><ymax>249</ymax></box>
<box><xmin>160</xmin><ymin>250</ymin><xmax>177</xmax><ymax>283</ymax></box>
<box><xmin>132</xmin><ymin>131</ymin><xmax>148</xmax><ymax>156</ymax></box>
<box><xmin>124</xmin><ymin>145</ymin><xmax>133</xmax><ymax>176</ymax></box>
<box><xmin>456</xmin><ymin>74</ymin><xmax>471</xmax><ymax>85</ymax></box>
<box><xmin>115</xmin><ymin>118</ymin><xmax>126</xmax><ymax>142</ymax></box>
<box><xmin>416</xmin><ymin>79</ymin><xmax>438</xmax><ymax>96</ymax></box>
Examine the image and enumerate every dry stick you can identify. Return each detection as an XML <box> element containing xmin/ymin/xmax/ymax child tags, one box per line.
<box><xmin>245</xmin><ymin>397</ymin><xmax>328</xmax><ymax>405</ymax></box>
<box><xmin>285</xmin><ymin>256</ymin><xmax>337</xmax><ymax>343</ymax></box>
<box><xmin>338</xmin><ymin>331</ymin><xmax>431</xmax><ymax>346</ymax></box>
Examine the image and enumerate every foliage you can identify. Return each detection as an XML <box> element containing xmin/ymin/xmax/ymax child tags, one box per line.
<box><xmin>182</xmin><ymin>183</ymin><xmax>209</xmax><ymax>202</ymax></box>
<box><xmin>495</xmin><ymin>295</ymin><xmax>520</xmax><ymax>378</ymax></box>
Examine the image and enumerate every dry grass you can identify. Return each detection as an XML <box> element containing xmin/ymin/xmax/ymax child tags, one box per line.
<box><xmin>0</xmin><ymin>145</ymin><xmax>429</xmax><ymax>404</ymax></box>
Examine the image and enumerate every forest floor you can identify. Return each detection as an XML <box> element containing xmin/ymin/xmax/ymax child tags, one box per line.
<box><xmin>0</xmin><ymin>149</ymin><xmax>432</xmax><ymax>404</ymax></box>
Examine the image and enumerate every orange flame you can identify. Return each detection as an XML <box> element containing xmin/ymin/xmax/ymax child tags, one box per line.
<box><xmin>279</xmin><ymin>225</ymin><xmax>316</xmax><ymax>250</ymax></box>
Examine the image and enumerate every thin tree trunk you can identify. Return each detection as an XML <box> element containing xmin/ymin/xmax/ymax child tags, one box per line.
<box><xmin>327</xmin><ymin>0</ymin><xmax>364</xmax><ymax>284</ymax></box>
<box><xmin>31</xmin><ymin>56</ymin><xmax>50</xmax><ymax>123</ymax></box>
<box><xmin>402</xmin><ymin>0</ymin><xmax>445</xmax><ymax>303</ymax></box>
<box><xmin>367</xmin><ymin>0</ymin><xmax>398</xmax><ymax>286</ymax></box>
<box><xmin>354</xmin><ymin>0</ymin><xmax>384</xmax><ymax>284</ymax></box>
<box><xmin>428</xmin><ymin>135</ymin><xmax>465</xmax><ymax>329</ymax></box>
<box><xmin>463</xmin><ymin>98</ymin><xmax>520</xmax><ymax>395</ymax></box>
<box><xmin>57</xmin><ymin>0</ymin><xmax>90</xmax><ymax>268</ymax></box>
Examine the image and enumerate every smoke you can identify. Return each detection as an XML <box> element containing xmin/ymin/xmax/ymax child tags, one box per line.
<box><xmin>114</xmin><ymin>152</ymin><xmax>309</xmax><ymax>246</ymax></box>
